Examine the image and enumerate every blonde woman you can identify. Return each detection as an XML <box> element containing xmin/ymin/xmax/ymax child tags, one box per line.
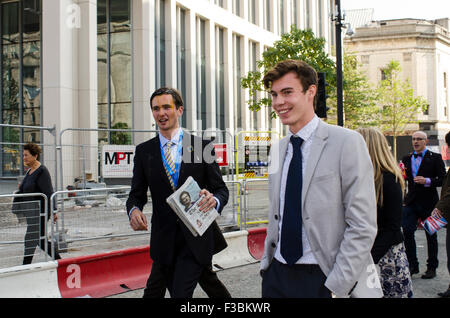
<box><xmin>357</xmin><ymin>127</ymin><xmax>413</xmax><ymax>298</ymax></box>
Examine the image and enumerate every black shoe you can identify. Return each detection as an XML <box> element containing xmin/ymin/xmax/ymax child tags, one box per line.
<box><xmin>410</xmin><ymin>266</ymin><xmax>419</xmax><ymax>275</ymax></box>
<box><xmin>421</xmin><ymin>269</ymin><xmax>436</xmax><ymax>279</ymax></box>
<box><xmin>437</xmin><ymin>286</ymin><xmax>450</xmax><ymax>298</ymax></box>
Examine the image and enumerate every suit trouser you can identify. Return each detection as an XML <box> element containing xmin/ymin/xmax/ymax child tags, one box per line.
<box><xmin>261</xmin><ymin>259</ymin><xmax>331</xmax><ymax>298</ymax></box>
<box><xmin>446</xmin><ymin>226</ymin><xmax>450</xmax><ymax>275</ymax></box>
<box><xmin>143</xmin><ymin>261</ymin><xmax>231</xmax><ymax>298</ymax></box>
<box><xmin>402</xmin><ymin>204</ymin><xmax>438</xmax><ymax>270</ymax></box>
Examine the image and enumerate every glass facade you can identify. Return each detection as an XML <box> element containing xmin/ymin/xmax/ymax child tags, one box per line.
<box><xmin>263</xmin><ymin>0</ymin><xmax>271</xmax><ymax>31</ymax></box>
<box><xmin>1</xmin><ymin>0</ymin><xmax>41</xmax><ymax>176</ymax></box>
<box><xmin>279</xmin><ymin>0</ymin><xmax>285</xmax><ymax>34</ymax></box>
<box><xmin>97</xmin><ymin>0</ymin><xmax>132</xmax><ymax>145</ymax></box>
<box><xmin>155</xmin><ymin>0</ymin><xmax>165</xmax><ymax>88</ymax></box>
<box><xmin>248</xmin><ymin>0</ymin><xmax>256</xmax><ymax>25</ymax></box>
<box><xmin>215</xmin><ymin>26</ymin><xmax>225</xmax><ymax>130</ymax></box>
<box><xmin>176</xmin><ymin>7</ymin><xmax>187</xmax><ymax>128</ymax></box>
<box><xmin>196</xmin><ymin>18</ymin><xmax>207</xmax><ymax>130</ymax></box>
<box><xmin>233</xmin><ymin>34</ymin><xmax>242</xmax><ymax>130</ymax></box>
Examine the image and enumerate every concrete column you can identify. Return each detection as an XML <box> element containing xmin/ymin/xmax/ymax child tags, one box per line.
<box><xmin>42</xmin><ymin>0</ymin><xmax>77</xmax><ymax>187</ymax></box>
<box><xmin>132</xmin><ymin>0</ymin><xmax>155</xmax><ymax>143</ymax></box>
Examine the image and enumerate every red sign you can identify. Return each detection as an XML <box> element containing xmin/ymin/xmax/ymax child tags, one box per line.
<box><xmin>214</xmin><ymin>143</ymin><xmax>228</xmax><ymax>167</ymax></box>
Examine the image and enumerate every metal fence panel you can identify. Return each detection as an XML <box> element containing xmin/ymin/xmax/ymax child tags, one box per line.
<box><xmin>0</xmin><ymin>193</ymin><xmax>49</xmax><ymax>269</ymax></box>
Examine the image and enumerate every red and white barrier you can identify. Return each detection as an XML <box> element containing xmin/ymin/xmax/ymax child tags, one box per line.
<box><xmin>57</xmin><ymin>245</ymin><xmax>152</xmax><ymax>298</ymax></box>
<box><xmin>0</xmin><ymin>261</ymin><xmax>61</xmax><ymax>298</ymax></box>
<box><xmin>0</xmin><ymin>227</ymin><xmax>267</xmax><ymax>298</ymax></box>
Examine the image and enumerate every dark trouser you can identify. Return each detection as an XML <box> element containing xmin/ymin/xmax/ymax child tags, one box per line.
<box><xmin>402</xmin><ymin>204</ymin><xmax>438</xmax><ymax>270</ymax></box>
<box><xmin>446</xmin><ymin>226</ymin><xmax>450</xmax><ymax>275</ymax></box>
<box><xmin>262</xmin><ymin>259</ymin><xmax>332</xmax><ymax>298</ymax></box>
<box><xmin>143</xmin><ymin>261</ymin><xmax>231</xmax><ymax>298</ymax></box>
<box><xmin>23</xmin><ymin>211</ymin><xmax>61</xmax><ymax>265</ymax></box>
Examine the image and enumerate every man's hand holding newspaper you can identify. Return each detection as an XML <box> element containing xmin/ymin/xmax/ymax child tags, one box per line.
<box><xmin>198</xmin><ymin>189</ymin><xmax>217</xmax><ymax>212</ymax></box>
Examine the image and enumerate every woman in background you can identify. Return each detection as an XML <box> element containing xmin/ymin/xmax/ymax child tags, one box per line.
<box><xmin>15</xmin><ymin>143</ymin><xmax>61</xmax><ymax>264</ymax></box>
<box><xmin>357</xmin><ymin>127</ymin><xmax>413</xmax><ymax>298</ymax></box>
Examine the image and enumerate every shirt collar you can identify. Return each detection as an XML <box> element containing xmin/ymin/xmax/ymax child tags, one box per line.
<box><xmin>159</xmin><ymin>128</ymin><xmax>182</xmax><ymax>148</ymax></box>
<box><xmin>288</xmin><ymin>115</ymin><xmax>319</xmax><ymax>142</ymax></box>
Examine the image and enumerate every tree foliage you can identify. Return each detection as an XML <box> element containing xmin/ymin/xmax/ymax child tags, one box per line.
<box><xmin>377</xmin><ymin>60</ymin><xmax>428</xmax><ymax>158</ymax></box>
<box><xmin>327</xmin><ymin>52</ymin><xmax>380</xmax><ymax>129</ymax></box>
<box><xmin>240</xmin><ymin>26</ymin><xmax>335</xmax><ymax>117</ymax></box>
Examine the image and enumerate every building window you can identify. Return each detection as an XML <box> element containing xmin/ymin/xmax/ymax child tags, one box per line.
<box><xmin>305</xmin><ymin>0</ymin><xmax>311</xmax><ymax>29</ymax></box>
<box><xmin>155</xmin><ymin>0</ymin><xmax>166</xmax><ymax>88</ymax></box>
<box><xmin>215</xmin><ymin>26</ymin><xmax>225</xmax><ymax>130</ymax></box>
<box><xmin>263</xmin><ymin>0</ymin><xmax>271</xmax><ymax>31</ymax></box>
<box><xmin>279</xmin><ymin>0</ymin><xmax>285</xmax><ymax>34</ymax></box>
<box><xmin>214</xmin><ymin>0</ymin><xmax>224</xmax><ymax>8</ymax></box>
<box><xmin>97</xmin><ymin>0</ymin><xmax>132</xmax><ymax>145</ymax></box>
<box><xmin>233</xmin><ymin>34</ymin><xmax>242</xmax><ymax>130</ymax></box>
<box><xmin>196</xmin><ymin>17</ymin><xmax>207</xmax><ymax>130</ymax></box>
<box><xmin>232</xmin><ymin>0</ymin><xmax>241</xmax><ymax>17</ymax></box>
<box><xmin>291</xmin><ymin>0</ymin><xmax>299</xmax><ymax>27</ymax></box>
<box><xmin>176</xmin><ymin>7</ymin><xmax>187</xmax><ymax>128</ymax></box>
<box><xmin>1</xmin><ymin>0</ymin><xmax>41</xmax><ymax>176</ymax></box>
<box><xmin>248</xmin><ymin>0</ymin><xmax>256</xmax><ymax>25</ymax></box>
<box><xmin>318</xmin><ymin>0</ymin><xmax>323</xmax><ymax>37</ymax></box>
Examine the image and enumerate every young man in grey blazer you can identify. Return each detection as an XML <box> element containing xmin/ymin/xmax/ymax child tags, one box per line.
<box><xmin>260</xmin><ymin>59</ymin><xmax>382</xmax><ymax>298</ymax></box>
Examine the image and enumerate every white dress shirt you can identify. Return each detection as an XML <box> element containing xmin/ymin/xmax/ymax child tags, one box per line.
<box><xmin>274</xmin><ymin>115</ymin><xmax>319</xmax><ymax>265</ymax></box>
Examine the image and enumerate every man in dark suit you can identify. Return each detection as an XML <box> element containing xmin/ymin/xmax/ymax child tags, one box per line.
<box><xmin>431</xmin><ymin>131</ymin><xmax>450</xmax><ymax>297</ymax></box>
<box><xmin>401</xmin><ymin>130</ymin><xmax>446</xmax><ymax>279</ymax></box>
<box><xmin>126</xmin><ymin>87</ymin><xmax>230</xmax><ymax>298</ymax></box>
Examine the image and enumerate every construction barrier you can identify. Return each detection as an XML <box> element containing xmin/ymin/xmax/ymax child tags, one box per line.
<box><xmin>0</xmin><ymin>228</ymin><xmax>267</xmax><ymax>298</ymax></box>
<box><xmin>247</xmin><ymin>227</ymin><xmax>267</xmax><ymax>260</ymax></box>
<box><xmin>0</xmin><ymin>261</ymin><xmax>61</xmax><ymax>298</ymax></box>
<box><xmin>212</xmin><ymin>230</ymin><xmax>258</xmax><ymax>270</ymax></box>
<box><xmin>57</xmin><ymin>245</ymin><xmax>152</xmax><ymax>298</ymax></box>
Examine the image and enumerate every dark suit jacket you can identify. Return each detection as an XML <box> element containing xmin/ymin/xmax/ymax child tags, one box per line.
<box><xmin>126</xmin><ymin>131</ymin><xmax>229</xmax><ymax>265</ymax></box>
<box><xmin>435</xmin><ymin>169</ymin><xmax>450</xmax><ymax>221</ymax></box>
<box><xmin>402</xmin><ymin>150</ymin><xmax>446</xmax><ymax>212</ymax></box>
<box><xmin>371</xmin><ymin>172</ymin><xmax>404</xmax><ymax>264</ymax></box>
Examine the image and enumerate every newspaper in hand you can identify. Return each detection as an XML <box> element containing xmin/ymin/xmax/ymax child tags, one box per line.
<box><xmin>166</xmin><ymin>176</ymin><xmax>219</xmax><ymax>236</ymax></box>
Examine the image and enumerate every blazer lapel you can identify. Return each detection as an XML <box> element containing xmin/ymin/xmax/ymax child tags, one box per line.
<box><xmin>152</xmin><ymin>135</ymin><xmax>174</xmax><ymax>191</ymax></box>
<box><xmin>271</xmin><ymin>137</ymin><xmax>289</xmax><ymax>214</ymax></box>
<box><xmin>302</xmin><ymin>120</ymin><xmax>328</xmax><ymax>208</ymax></box>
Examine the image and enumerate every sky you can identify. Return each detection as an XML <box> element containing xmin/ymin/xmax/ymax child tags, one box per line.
<box><xmin>341</xmin><ymin>0</ymin><xmax>450</xmax><ymax>21</ymax></box>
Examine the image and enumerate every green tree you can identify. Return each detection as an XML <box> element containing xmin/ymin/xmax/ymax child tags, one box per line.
<box><xmin>240</xmin><ymin>26</ymin><xmax>336</xmax><ymax>118</ymax></box>
<box><xmin>327</xmin><ymin>52</ymin><xmax>380</xmax><ymax>129</ymax></box>
<box><xmin>110</xmin><ymin>122</ymin><xmax>132</xmax><ymax>145</ymax></box>
<box><xmin>378</xmin><ymin>60</ymin><xmax>428</xmax><ymax>158</ymax></box>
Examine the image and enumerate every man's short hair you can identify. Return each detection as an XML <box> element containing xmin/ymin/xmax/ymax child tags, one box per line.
<box><xmin>263</xmin><ymin>59</ymin><xmax>318</xmax><ymax>92</ymax></box>
<box><xmin>445</xmin><ymin>131</ymin><xmax>450</xmax><ymax>147</ymax></box>
<box><xmin>150</xmin><ymin>87</ymin><xmax>184</xmax><ymax>109</ymax></box>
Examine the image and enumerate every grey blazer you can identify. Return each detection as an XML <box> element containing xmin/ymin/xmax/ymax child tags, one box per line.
<box><xmin>261</xmin><ymin>120</ymin><xmax>382</xmax><ymax>298</ymax></box>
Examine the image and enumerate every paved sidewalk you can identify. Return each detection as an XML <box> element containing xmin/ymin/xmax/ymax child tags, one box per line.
<box><xmin>109</xmin><ymin>228</ymin><xmax>449</xmax><ymax>298</ymax></box>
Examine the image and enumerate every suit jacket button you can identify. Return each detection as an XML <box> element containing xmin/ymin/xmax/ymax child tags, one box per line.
<box><xmin>271</xmin><ymin>242</ymin><xmax>276</xmax><ymax>248</ymax></box>
<box><xmin>274</xmin><ymin>215</ymin><xmax>279</xmax><ymax>220</ymax></box>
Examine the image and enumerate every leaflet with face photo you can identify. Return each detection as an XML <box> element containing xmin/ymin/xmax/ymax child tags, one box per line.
<box><xmin>166</xmin><ymin>176</ymin><xmax>219</xmax><ymax>236</ymax></box>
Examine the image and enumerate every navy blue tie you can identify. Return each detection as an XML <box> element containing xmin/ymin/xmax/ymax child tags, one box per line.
<box><xmin>281</xmin><ymin>135</ymin><xmax>304</xmax><ymax>265</ymax></box>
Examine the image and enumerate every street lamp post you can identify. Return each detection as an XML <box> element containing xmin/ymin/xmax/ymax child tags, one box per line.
<box><xmin>333</xmin><ymin>0</ymin><xmax>344</xmax><ymax>127</ymax></box>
